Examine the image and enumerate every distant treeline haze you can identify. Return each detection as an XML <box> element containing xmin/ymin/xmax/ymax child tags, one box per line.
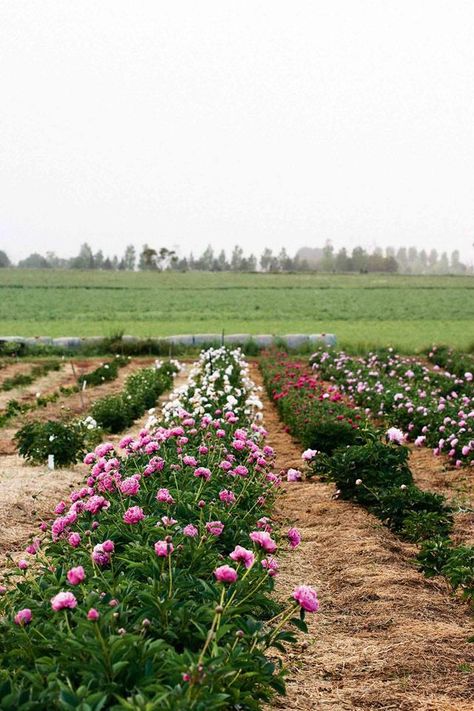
<box><xmin>0</xmin><ymin>242</ymin><xmax>470</xmax><ymax>275</ymax></box>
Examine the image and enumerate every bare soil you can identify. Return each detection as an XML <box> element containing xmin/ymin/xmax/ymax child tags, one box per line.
<box><xmin>250</xmin><ymin>366</ymin><xmax>474</xmax><ymax>711</ymax></box>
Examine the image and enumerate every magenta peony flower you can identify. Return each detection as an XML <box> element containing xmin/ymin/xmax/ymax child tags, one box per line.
<box><xmin>25</xmin><ymin>538</ymin><xmax>40</xmax><ymax>555</ymax></box>
<box><xmin>287</xmin><ymin>527</ymin><xmax>301</xmax><ymax>549</ymax></box>
<box><xmin>14</xmin><ymin>608</ymin><xmax>32</xmax><ymax>625</ymax></box>
<box><xmin>68</xmin><ymin>532</ymin><xmax>81</xmax><ymax>548</ymax></box>
<box><xmin>51</xmin><ymin>591</ymin><xmax>78</xmax><ymax>611</ymax></box>
<box><xmin>123</xmin><ymin>506</ymin><xmax>145</xmax><ymax>524</ymax></box>
<box><xmin>206</xmin><ymin>521</ymin><xmax>224</xmax><ymax>536</ymax></box>
<box><xmin>214</xmin><ymin>564</ymin><xmax>238</xmax><ymax>583</ymax></box>
<box><xmin>249</xmin><ymin>530</ymin><xmax>277</xmax><ymax>553</ymax></box>
<box><xmin>87</xmin><ymin>608</ymin><xmax>100</xmax><ymax>621</ymax></box>
<box><xmin>154</xmin><ymin>539</ymin><xmax>174</xmax><ymax>557</ymax></box>
<box><xmin>229</xmin><ymin>545</ymin><xmax>255</xmax><ymax>569</ymax></box>
<box><xmin>67</xmin><ymin>566</ymin><xmax>85</xmax><ymax>585</ymax></box>
<box><xmin>292</xmin><ymin>585</ymin><xmax>319</xmax><ymax>612</ymax></box>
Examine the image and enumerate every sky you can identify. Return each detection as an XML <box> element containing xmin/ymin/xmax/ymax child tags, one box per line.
<box><xmin>1</xmin><ymin>0</ymin><xmax>474</xmax><ymax>264</ymax></box>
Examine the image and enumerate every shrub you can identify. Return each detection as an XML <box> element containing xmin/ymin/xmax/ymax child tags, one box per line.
<box><xmin>314</xmin><ymin>438</ymin><xmax>413</xmax><ymax>505</ymax></box>
<box><xmin>375</xmin><ymin>485</ymin><xmax>452</xmax><ymax>534</ymax></box>
<box><xmin>14</xmin><ymin>419</ymin><xmax>101</xmax><ymax>467</ymax></box>
<box><xmin>401</xmin><ymin>511</ymin><xmax>454</xmax><ymax>543</ymax></box>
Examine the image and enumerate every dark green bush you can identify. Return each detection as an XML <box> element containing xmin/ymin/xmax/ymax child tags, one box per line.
<box><xmin>304</xmin><ymin>418</ymin><xmax>362</xmax><ymax>454</ymax></box>
<box><xmin>375</xmin><ymin>485</ymin><xmax>452</xmax><ymax>535</ymax></box>
<box><xmin>314</xmin><ymin>438</ymin><xmax>413</xmax><ymax>505</ymax></box>
<box><xmin>14</xmin><ymin>419</ymin><xmax>100</xmax><ymax>466</ymax></box>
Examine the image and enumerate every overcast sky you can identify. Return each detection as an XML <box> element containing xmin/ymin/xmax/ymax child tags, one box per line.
<box><xmin>1</xmin><ymin>1</ymin><xmax>473</xmax><ymax>264</ymax></box>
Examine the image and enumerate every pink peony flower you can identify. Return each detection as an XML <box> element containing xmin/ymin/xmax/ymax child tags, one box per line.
<box><xmin>249</xmin><ymin>530</ymin><xmax>277</xmax><ymax>553</ymax></box>
<box><xmin>229</xmin><ymin>545</ymin><xmax>255</xmax><ymax>569</ymax></box>
<box><xmin>292</xmin><ymin>585</ymin><xmax>319</xmax><ymax>612</ymax></box>
<box><xmin>102</xmin><ymin>539</ymin><xmax>115</xmax><ymax>553</ymax></box>
<box><xmin>123</xmin><ymin>506</ymin><xmax>145</xmax><ymax>524</ymax></box>
<box><xmin>156</xmin><ymin>488</ymin><xmax>175</xmax><ymax>504</ymax></box>
<box><xmin>67</xmin><ymin>566</ymin><xmax>85</xmax><ymax>585</ymax></box>
<box><xmin>161</xmin><ymin>515</ymin><xmax>177</xmax><ymax>527</ymax></box>
<box><xmin>261</xmin><ymin>557</ymin><xmax>279</xmax><ymax>576</ymax></box>
<box><xmin>219</xmin><ymin>489</ymin><xmax>236</xmax><ymax>505</ymax></box>
<box><xmin>14</xmin><ymin>608</ymin><xmax>32</xmax><ymax>625</ymax></box>
<box><xmin>87</xmin><ymin>608</ymin><xmax>99</xmax><ymax>621</ymax></box>
<box><xmin>183</xmin><ymin>455</ymin><xmax>198</xmax><ymax>467</ymax></box>
<box><xmin>18</xmin><ymin>560</ymin><xmax>28</xmax><ymax>571</ymax></box>
<box><xmin>183</xmin><ymin>523</ymin><xmax>199</xmax><ymax>537</ymax></box>
<box><xmin>302</xmin><ymin>448</ymin><xmax>317</xmax><ymax>461</ymax></box>
<box><xmin>51</xmin><ymin>591</ymin><xmax>78</xmax><ymax>611</ymax></box>
<box><xmin>287</xmin><ymin>527</ymin><xmax>301</xmax><ymax>549</ymax></box>
<box><xmin>386</xmin><ymin>427</ymin><xmax>405</xmax><ymax>445</ymax></box>
<box><xmin>286</xmin><ymin>468</ymin><xmax>302</xmax><ymax>482</ymax></box>
<box><xmin>154</xmin><ymin>539</ymin><xmax>174</xmax><ymax>557</ymax></box>
<box><xmin>206</xmin><ymin>521</ymin><xmax>224</xmax><ymax>536</ymax></box>
<box><xmin>214</xmin><ymin>564</ymin><xmax>238</xmax><ymax>583</ymax></box>
<box><xmin>26</xmin><ymin>536</ymin><xmax>40</xmax><ymax>555</ymax></box>
<box><xmin>91</xmin><ymin>543</ymin><xmax>111</xmax><ymax>567</ymax></box>
<box><xmin>194</xmin><ymin>467</ymin><xmax>211</xmax><ymax>481</ymax></box>
<box><xmin>120</xmin><ymin>477</ymin><xmax>140</xmax><ymax>496</ymax></box>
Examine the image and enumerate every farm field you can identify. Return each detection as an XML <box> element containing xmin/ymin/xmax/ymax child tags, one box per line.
<box><xmin>0</xmin><ymin>346</ymin><xmax>473</xmax><ymax>710</ymax></box>
<box><xmin>1</xmin><ymin>268</ymin><xmax>473</xmax><ymax>351</ymax></box>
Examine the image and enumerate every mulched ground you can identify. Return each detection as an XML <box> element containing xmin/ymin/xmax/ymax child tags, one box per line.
<box><xmin>250</xmin><ymin>366</ymin><xmax>474</xmax><ymax>711</ymax></box>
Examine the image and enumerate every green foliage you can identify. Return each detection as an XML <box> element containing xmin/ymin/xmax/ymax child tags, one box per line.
<box><xmin>91</xmin><ymin>364</ymin><xmax>177</xmax><ymax>433</ymax></box>
<box><xmin>315</xmin><ymin>439</ymin><xmax>413</xmax><ymax>505</ymax></box>
<box><xmin>78</xmin><ymin>357</ymin><xmax>128</xmax><ymax>387</ymax></box>
<box><xmin>375</xmin><ymin>486</ymin><xmax>452</xmax><ymax>536</ymax></box>
<box><xmin>14</xmin><ymin>419</ymin><xmax>100</xmax><ymax>466</ymax></box>
<box><xmin>418</xmin><ymin>538</ymin><xmax>474</xmax><ymax>602</ymax></box>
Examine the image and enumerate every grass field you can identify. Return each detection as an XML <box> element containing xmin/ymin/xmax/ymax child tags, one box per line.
<box><xmin>1</xmin><ymin>268</ymin><xmax>473</xmax><ymax>351</ymax></box>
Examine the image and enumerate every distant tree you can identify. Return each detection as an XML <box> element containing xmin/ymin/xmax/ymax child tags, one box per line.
<box><xmin>156</xmin><ymin>247</ymin><xmax>177</xmax><ymax>271</ymax></box>
<box><xmin>230</xmin><ymin>245</ymin><xmax>244</xmax><ymax>271</ymax></box>
<box><xmin>0</xmin><ymin>250</ymin><xmax>11</xmax><ymax>267</ymax></box>
<box><xmin>102</xmin><ymin>257</ymin><xmax>113</xmax><ymax>270</ymax></box>
<box><xmin>216</xmin><ymin>250</ymin><xmax>228</xmax><ymax>271</ymax></box>
<box><xmin>70</xmin><ymin>243</ymin><xmax>95</xmax><ymax>269</ymax></box>
<box><xmin>247</xmin><ymin>253</ymin><xmax>257</xmax><ymax>271</ymax></box>
<box><xmin>352</xmin><ymin>247</ymin><xmax>369</xmax><ymax>273</ymax></box>
<box><xmin>428</xmin><ymin>248</ymin><xmax>438</xmax><ymax>270</ymax></box>
<box><xmin>18</xmin><ymin>252</ymin><xmax>51</xmax><ymax>268</ymax></box>
<box><xmin>260</xmin><ymin>248</ymin><xmax>274</xmax><ymax>272</ymax></box>
<box><xmin>335</xmin><ymin>247</ymin><xmax>351</xmax><ymax>272</ymax></box>
<box><xmin>139</xmin><ymin>245</ymin><xmax>158</xmax><ymax>270</ymax></box>
<box><xmin>438</xmin><ymin>251</ymin><xmax>449</xmax><ymax>273</ymax></box>
<box><xmin>94</xmin><ymin>250</ymin><xmax>104</xmax><ymax>269</ymax></box>
<box><xmin>123</xmin><ymin>244</ymin><xmax>136</xmax><ymax>271</ymax></box>
<box><xmin>320</xmin><ymin>241</ymin><xmax>335</xmax><ymax>272</ymax></box>
<box><xmin>198</xmin><ymin>245</ymin><xmax>214</xmax><ymax>271</ymax></box>
<box><xmin>277</xmin><ymin>248</ymin><xmax>293</xmax><ymax>272</ymax></box>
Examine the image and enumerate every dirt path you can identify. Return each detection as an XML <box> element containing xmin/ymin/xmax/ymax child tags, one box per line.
<box><xmin>409</xmin><ymin>447</ymin><xmax>474</xmax><ymax>547</ymax></box>
<box><xmin>0</xmin><ymin>365</ymin><xmax>188</xmax><ymax>566</ymax></box>
<box><xmin>251</xmin><ymin>367</ymin><xmax>474</xmax><ymax>711</ymax></box>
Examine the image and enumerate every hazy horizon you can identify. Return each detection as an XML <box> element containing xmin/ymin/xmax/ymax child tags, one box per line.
<box><xmin>1</xmin><ymin>1</ymin><xmax>474</xmax><ymax>265</ymax></box>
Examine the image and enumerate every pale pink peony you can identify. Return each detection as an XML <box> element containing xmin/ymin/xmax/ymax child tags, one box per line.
<box><xmin>51</xmin><ymin>591</ymin><xmax>78</xmax><ymax>611</ymax></box>
<box><xmin>286</xmin><ymin>468</ymin><xmax>302</xmax><ymax>482</ymax></box>
<box><xmin>183</xmin><ymin>523</ymin><xmax>199</xmax><ymax>537</ymax></box>
<box><xmin>156</xmin><ymin>488</ymin><xmax>175</xmax><ymax>504</ymax></box>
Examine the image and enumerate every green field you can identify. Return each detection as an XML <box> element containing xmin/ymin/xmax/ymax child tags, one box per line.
<box><xmin>1</xmin><ymin>269</ymin><xmax>473</xmax><ymax>351</ymax></box>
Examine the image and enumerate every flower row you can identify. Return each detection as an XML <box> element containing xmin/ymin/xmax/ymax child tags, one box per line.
<box><xmin>0</xmin><ymin>347</ymin><xmax>317</xmax><ymax>710</ymax></box>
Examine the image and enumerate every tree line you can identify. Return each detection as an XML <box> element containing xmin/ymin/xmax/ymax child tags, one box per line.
<box><xmin>0</xmin><ymin>242</ymin><xmax>471</xmax><ymax>274</ymax></box>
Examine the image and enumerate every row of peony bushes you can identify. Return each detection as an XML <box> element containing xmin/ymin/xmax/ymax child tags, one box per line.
<box><xmin>260</xmin><ymin>352</ymin><xmax>473</xmax><ymax>604</ymax></box>
<box><xmin>309</xmin><ymin>347</ymin><xmax>474</xmax><ymax>467</ymax></box>
<box><xmin>0</xmin><ymin>356</ymin><xmax>129</xmax><ymax>429</ymax></box>
<box><xmin>0</xmin><ymin>360</ymin><xmax>61</xmax><ymax>392</ymax></box>
<box><xmin>0</xmin><ymin>347</ymin><xmax>318</xmax><ymax>710</ymax></box>
<box><xmin>14</xmin><ymin>361</ymin><xmax>179</xmax><ymax>466</ymax></box>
